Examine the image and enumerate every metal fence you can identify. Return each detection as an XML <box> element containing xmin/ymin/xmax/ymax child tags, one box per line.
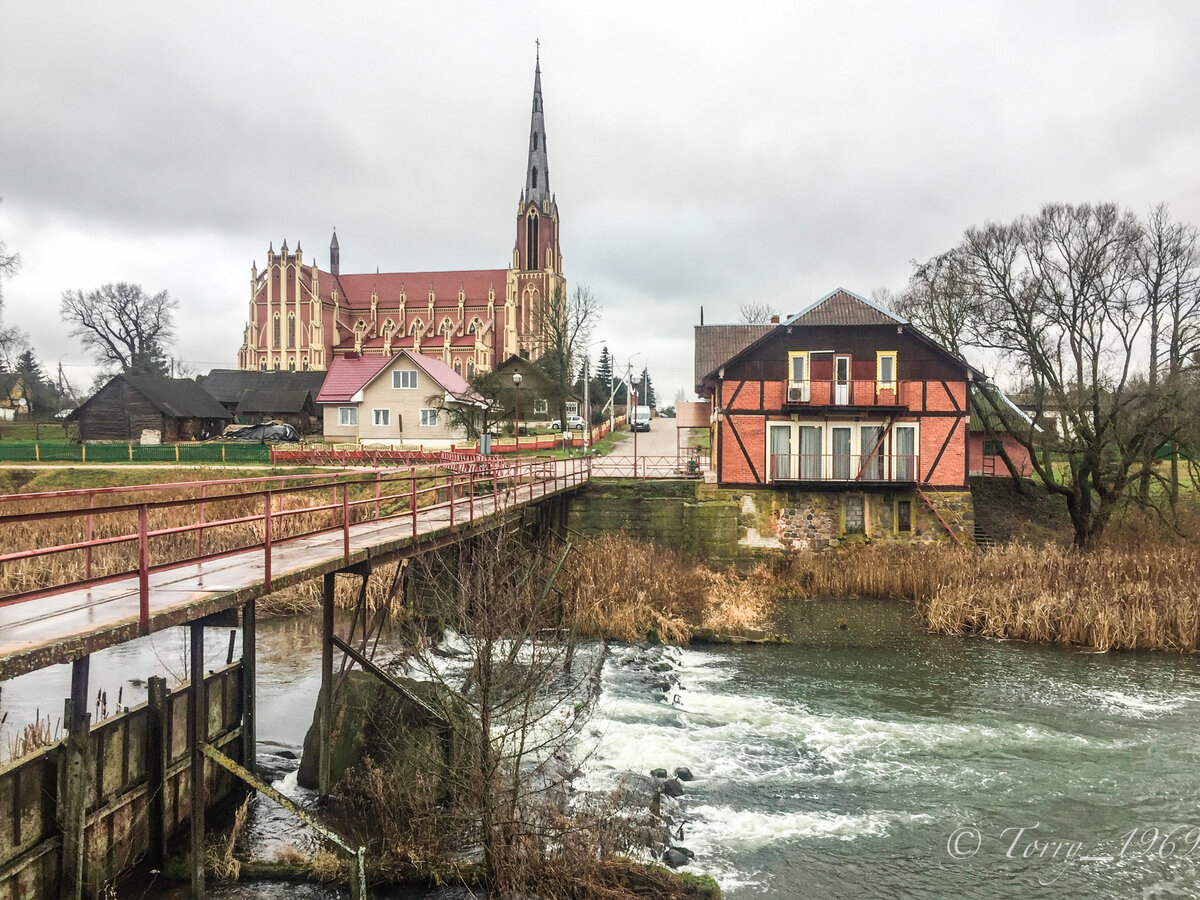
<box><xmin>0</xmin><ymin>442</ymin><xmax>271</xmax><ymax>463</ymax></box>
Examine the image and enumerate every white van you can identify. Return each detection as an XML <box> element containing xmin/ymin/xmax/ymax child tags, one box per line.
<box><xmin>632</xmin><ymin>405</ymin><xmax>652</xmax><ymax>432</ymax></box>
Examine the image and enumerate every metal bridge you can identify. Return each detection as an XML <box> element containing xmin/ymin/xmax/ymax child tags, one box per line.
<box><xmin>0</xmin><ymin>456</ymin><xmax>589</xmax><ymax>899</ymax></box>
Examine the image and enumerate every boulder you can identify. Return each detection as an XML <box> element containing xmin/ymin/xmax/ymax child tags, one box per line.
<box><xmin>674</xmin><ymin>767</ymin><xmax>694</xmax><ymax>782</ymax></box>
<box><xmin>297</xmin><ymin>670</ymin><xmax>476</xmax><ymax>795</ymax></box>
<box><xmin>662</xmin><ymin>847</ymin><xmax>694</xmax><ymax>868</ymax></box>
<box><xmin>661</xmin><ymin>777</ymin><xmax>685</xmax><ymax>798</ymax></box>
<box><xmin>649</xmin><ymin>767</ymin><xmax>669</xmax><ymax>779</ymax></box>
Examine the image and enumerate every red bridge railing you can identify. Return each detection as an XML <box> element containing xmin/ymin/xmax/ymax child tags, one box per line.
<box><xmin>0</xmin><ymin>457</ymin><xmax>589</xmax><ymax>633</ymax></box>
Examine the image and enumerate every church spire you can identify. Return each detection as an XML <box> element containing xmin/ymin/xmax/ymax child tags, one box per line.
<box><xmin>522</xmin><ymin>49</ymin><xmax>551</xmax><ymax>206</ymax></box>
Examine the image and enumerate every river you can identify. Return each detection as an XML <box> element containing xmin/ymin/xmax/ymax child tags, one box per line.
<box><xmin>3</xmin><ymin>600</ymin><xmax>1200</xmax><ymax>898</ymax></box>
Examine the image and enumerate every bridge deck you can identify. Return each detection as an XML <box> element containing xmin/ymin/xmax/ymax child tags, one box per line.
<box><xmin>0</xmin><ymin>465</ymin><xmax>585</xmax><ymax>681</ymax></box>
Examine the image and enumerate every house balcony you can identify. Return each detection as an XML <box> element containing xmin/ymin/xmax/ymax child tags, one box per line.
<box><xmin>768</xmin><ymin>453</ymin><xmax>919</xmax><ymax>485</ymax></box>
<box><xmin>784</xmin><ymin>379</ymin><xmax>910</xmax><ymax>409</ymax></box>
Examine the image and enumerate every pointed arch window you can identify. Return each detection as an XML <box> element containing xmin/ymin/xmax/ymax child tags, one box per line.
<box><xmin>409</xmin><ymin>319</ymin><xmax>423</xmax><ymax>337</ymax></box>
<box><xmin>440</xmin><ymin>318</ymin><xmax>454</xmax><ymax>335</ymax></box>
<box><xmin>287</xmin><ymin>314</ymin><xmax>296</xmax><ymax>347</ymax></box>
<box><xmin>532</xmin><ymin>133</ymin><xmax>539</xmax><ymax>150</ymax></box>
<box><xmin>466</xmin><ymin>362</ymin><xmax>475</xmax><ymax>380</ymax></box>
<box><xmin>272</xmin><ymin>314</ymin><xmax>281</xmax><ymax>346</ymax></box>
<box><xmin>525</xmin><ymin>211</ymin><xmax>540</xmax><ymax>271</ymax></box>
<box><xmin>453</xmin><ymin>359</ymin><xmax>462</xmax><ymax>376</ymax></box>
<box><xmin>531</xmin><ymin>167</ymin><xmax>538</xmax><ymax>189</ymax></box>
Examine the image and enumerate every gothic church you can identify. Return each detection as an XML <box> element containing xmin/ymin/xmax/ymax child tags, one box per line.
<box><xmin>237</xmin><ymin>57</ymin><xmax>563</xmax><ymax>378</ymax></box>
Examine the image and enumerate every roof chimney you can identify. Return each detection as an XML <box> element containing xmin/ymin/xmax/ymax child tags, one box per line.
<box><xmin>770</xmin><ymin>315</ymin><xmax>780</xmax><ymax>324</ymax></box>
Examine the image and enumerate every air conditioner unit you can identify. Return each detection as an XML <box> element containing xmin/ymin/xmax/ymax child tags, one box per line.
<box><xmin>787</xmin><ymin>383</ymin><xmax>809</xmax><ymax>403</ymax></box>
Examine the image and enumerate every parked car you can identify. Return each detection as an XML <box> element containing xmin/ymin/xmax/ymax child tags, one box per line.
<box><xmin>632</xmin><ymin>405</ymin><xmax>652</xmax><ymax>432</ymax></box>
<box><xmin>548</xmin><ymin>415</ymin><xmax>586</xmax><ymax>430</ymax></box>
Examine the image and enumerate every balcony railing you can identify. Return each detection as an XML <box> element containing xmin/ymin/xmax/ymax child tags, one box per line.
<box><xmin>769</xmin><ymin>452</ymin><xmax>919</xmax><ymax>483</ymax></box>
<box><xmin>785</xmin><ymin>379</ymin><xmax>909</xmax><ymax>408</ymax></box>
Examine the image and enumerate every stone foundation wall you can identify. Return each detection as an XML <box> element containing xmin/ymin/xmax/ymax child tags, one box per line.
<box><xmin>567</xmin><ymin>481</ymin><xmax>974</xmax><ymax>559</ymax></box>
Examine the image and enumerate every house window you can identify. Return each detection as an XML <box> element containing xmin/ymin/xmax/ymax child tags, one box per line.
<box><xmin>768</xmin><ymin>424</ymin><xmax>792</xmax><ymax>480</ymax></box>
<box><xmin>565</xmin><ymin>401</ymin><xmax>579</xmax><ymax>417</ymax></box>
<box><xmin>831</xmin><ymin>426</ymin><xmax>853</xmax><ymax>480</ymax></box>
<box><xmin>799</xmin><ymin>425</ymin><xmax>822</xmax><ymax>480</ymax></box>
<box><xmin>844</xmin><ymin>496</ymin><xmax>865</xmax><ymax>535</ymax></box>
<box><xmin>895</xmin><ymin>425</ymin><xmax>917</xmax><ymax>481</ymax></box>
<box><xmin>860</xmin><ymin>425</ymin><xmax>885</xmax><ymax>480</ymax></box>
<box><xmin>373</xmin><ymin>409</ymin><xmax>390</xmax><ymax>426</ymax></box>
<box><xmin>393</xmin><ymin>370</ymin><xmax>418</xmax><ymax>389</ymax></box>
<box><xmin>339</xmin><ymin>407</ymin><xmax>358</xmax><ymax>427</ymax></box>
<box><xmin>877</xmin><ymin>351</ymin><xmax>897</xmax><ymax>388</ymax></box>
<box><xmin>533</xmin><ymin>398</ymin><xmax>548</xmax><ymax>416</ymax></box>
<box><xmin>983</xmin><ymin>439</ymin><xmax>1003</xmax><ymax>456</ymax></box>
<box><xmin>896</xmin><ymin>499</ymin><xmax>913</xmax><ymax>533</ymax></box>
<box><xmin>787</xmin><ymin>351</ymin><xmax>809</xmax><ymax>402</ymax></box>
<box><xmin>420</xmin><ymin>408</ymin><xmax>438</xmax><ymax>427</ymax></box>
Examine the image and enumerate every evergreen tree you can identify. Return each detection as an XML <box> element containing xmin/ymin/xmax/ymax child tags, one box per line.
<box><xmin>596</xmin><ymin>346</ymin><xmax>613</xmax><ymax>392</ymax></box>
<box><xmin>14</xmin><ymin>348</ymin><xmax>63</xmax><ymax>413</ymax></box>
<box><xmin>639</xmin><ymin>367</ymin><xmax>656</xmax><ymax>408</ymax></box>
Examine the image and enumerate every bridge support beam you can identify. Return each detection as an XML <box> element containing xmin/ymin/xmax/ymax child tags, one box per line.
<box><xmin>189</xmin><ymin>623</ymin><xmax>206</xmax><ymax>899</ymax></box>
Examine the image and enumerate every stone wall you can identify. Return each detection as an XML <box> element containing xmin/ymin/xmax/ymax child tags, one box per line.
<box><xmin>567</xmin><ymin>481</ymin><xmax>974</xmax><ymax>559</ymax></box>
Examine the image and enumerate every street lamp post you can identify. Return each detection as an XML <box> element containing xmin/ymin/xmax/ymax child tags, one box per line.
<box><xmin>512</xmin><ymin>372</ymin><xmax>522</xmax><ymax>454</ymax></box>
<box><xmin>631</xmin><ymin>373</ymin><xmax>642</xmax><ymax>478</ymax></box>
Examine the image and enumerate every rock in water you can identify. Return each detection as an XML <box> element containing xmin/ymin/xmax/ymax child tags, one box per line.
<box><xmin>650</xmin><ymin>767</ymin><xmax>669</xmax><ymax>779</ymax></box>
<box><xmin>297</xmin><ymin>669</ymin><xmax>475</xmax><ymax>794</ymax></box>
<box><xmin>662</xmin><ymin>847</ymin><xmax>694</xmax><ymax>868</ymax></box>
<box><xmin>661</xmin><ymin>777</ymin><xmax>685</xmax><ymax>798</ymax></box>
<box><xmin>674</xmin><ymin>766</ymin><xmax>694</xmax><ymax>781</ymax></box>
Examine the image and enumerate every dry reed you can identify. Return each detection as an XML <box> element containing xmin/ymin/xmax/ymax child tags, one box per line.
<box><xmin>567</xmin><ymin>533</ymin><xmax>773</xmax><ymax>643</ymax></box>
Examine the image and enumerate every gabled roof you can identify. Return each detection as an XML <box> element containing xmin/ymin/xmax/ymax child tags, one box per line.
<box><xmin>74</xmin><ymin>375</ymin><xmax>232</xmax><ymax>420</ymax></box>
<box><xmin>316</xmin><ymin>352</ymin><xmax>484</xmax><ymax>404</ymax></box>
<box><xmin>786</xmin><ymin>287</ymin><xmax>905</xmax><ymax>328</ymax></box>
<box><xmin>696</xmin><ymin>287</ymin><xmax>983</xmax><ymax>385</ymax></box>
<box><xmin>694</xmin><ymin>324</ymin><xmax>773</xmax><ymax>391</ymax></box>
<box><xmin>316</xmin><ymin>355</ymin><xmax>393</xmax><ymax>403</ymax></box>
<box><xmin>238</xmin><ymin>389</ymin><xmax>314</xmax><ymax>414</ymax></box>
<box><xmin>198</xmin><ymin>369</ymin><xmax>326</xmax><ymax>405</ymax></box>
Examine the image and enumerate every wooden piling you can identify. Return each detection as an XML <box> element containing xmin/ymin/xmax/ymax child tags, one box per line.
<box><xmin>58</xmin><ymin>657</ymin><xmax>90</xmax><ymax>900</ymax></box>
<box><xmin>319</xmin><ymin>572</ymin><xmax>335</xmax><ymax>798</ymax></box>
<box><xmin>189</xmin><ymin>624</ymin><xmax>206</xmax><ymax>898</ymax></box>
<box><xmin>146</xmin><ymin>675</ymin><xmax>169</xmax><ymax>865</ymax></box>
<box><xmin>242</xmin><ymin>600</ymin><xmax>257</xmax><ymax>775</ymax></box>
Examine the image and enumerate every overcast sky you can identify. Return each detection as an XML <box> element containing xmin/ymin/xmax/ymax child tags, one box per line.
<box><xmin>2</xmin><ymin>1</ymin><xmax>1199</xmax><ymax>403</ymax></box>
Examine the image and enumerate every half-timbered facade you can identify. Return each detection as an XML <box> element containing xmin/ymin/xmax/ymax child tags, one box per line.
<box><xmin>696</xmin><ymin>289</ymin><xmax>980</xmax><ymax>546</ymax></box>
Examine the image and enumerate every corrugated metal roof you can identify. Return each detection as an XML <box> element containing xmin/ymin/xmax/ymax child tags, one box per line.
<box><xmin>786</xmin><ymin>288</ymin><xmax>905</xmax><ymax>328</ymax></box>
<box><xmin>119</xmin><ymin>376</ymin><xmax>233</xmax><ymax>419</ymax></box>
<box><xmin>316</xmin><ymin>355</ymin><xmax>393</xmax><ymax>403</ymax></box>
<box><xmin>694</xmin><ymin>324</ymin><xmax>773</xmax><ymax>388</ymax></box>
<box><xmin>199</xmin><ymin>369</ymin><xmax>326</xmax><ymax>405</ymax></box>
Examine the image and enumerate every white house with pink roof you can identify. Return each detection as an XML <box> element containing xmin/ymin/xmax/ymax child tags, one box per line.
<box><xmin>317</xmin><ymin>350</ymin><xmax>488</xmax><ymax>447</ymax></box>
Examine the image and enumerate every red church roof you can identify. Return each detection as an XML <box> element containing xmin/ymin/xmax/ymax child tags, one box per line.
<box><xmin>322</xmin><ymin>268</ymin><xmax>507</xmax><ymax>308</ymax></box>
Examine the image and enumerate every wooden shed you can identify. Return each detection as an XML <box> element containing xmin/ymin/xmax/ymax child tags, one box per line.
<box><xmin>70</xmin><ymin>375</ymin><xmax>233</xmax><ymax>443</ymax></box>
<box><xmin>197</xmin><ymin>370</ymin><xmax>325</xmax><ymax>433</ymax></box>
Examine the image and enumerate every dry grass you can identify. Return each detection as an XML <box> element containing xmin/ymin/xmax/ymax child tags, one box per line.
<box><xmin>205</xmin><ymin>795</ymin><xmax>251</xmax><ymax>880</ymax></box>
<box><xmin>567</xmin><ymin>533</ymin><xmax>773</xmax><ymax>643</ymax></box>
<box><xmin>5</xmin><ymin>716</ymin><xmax>60</xmax><ymax>762</ymax></box>
<box><xmin>761</xmin><ymin>535</ymin><xmax>1200</xmax><ymax>653</ymax></box>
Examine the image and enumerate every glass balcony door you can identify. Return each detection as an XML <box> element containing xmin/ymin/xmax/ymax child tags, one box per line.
<box><xmin>834</xmin><ymin>355</ymin><xmax>851</xmax><ymax>405</ymax></box>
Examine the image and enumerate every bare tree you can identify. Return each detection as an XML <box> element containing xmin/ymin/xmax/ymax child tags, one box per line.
<box><xmin>914</xmin><ymin>202</ymin><xmax>1194</xmax><ymax>547</ymax></box>
<box><xmin>60</xmin><ymin>282</ymin><xmax>178</xmax><ymax>377</ymax></box>
<box><xmin>1134</xmin><ymin>205</ymin><xmax>1200</xmax><ymax>502</ymax></box>
<box><xmin>532</xmin><ymin>283</ymin><xmax>601</xmax><ymax>423</ymax></box>
<box><xmin>738</xmin><ymin>302</ymin><xmax>778</xmax><ymax>324</ymax></box>
<box><xmin>0</xmin><ymin>199</ymin><xmax>25</xmax><ymax>369</ymax></box>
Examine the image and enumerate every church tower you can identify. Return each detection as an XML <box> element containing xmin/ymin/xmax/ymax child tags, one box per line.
<box><xmin>509</xmin><ymin>49</ymin><xmax>565</xmax><ymax>360</ymax></box>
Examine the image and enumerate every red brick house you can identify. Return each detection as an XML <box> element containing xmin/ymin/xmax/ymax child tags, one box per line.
<box><xmin>695</xmin><ymin>288</ymin><xmax>982</xmax><ymax>546</ymax></box>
